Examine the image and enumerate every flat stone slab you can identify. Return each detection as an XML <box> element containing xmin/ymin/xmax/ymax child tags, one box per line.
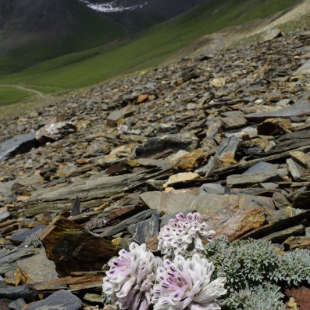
<box><xmin>245</xmin><ymin>93</ymin><xmax>310</xmax><ymax>121</ymax></box>
<box><xmin>294</xmin><ymin>59</ymin><xmax>310</xmax><ymax>75</ymax></box>
<box><xmin>0</xmin><ymin>132</ymin><xmax>37</xmax><ymax>161</ymax></box>
<box><xmin>16</xmin><ymin>249</ymin><xmax>58</xmax><ymax>283</ymax></box>
<box><xmin>141</xmin><ymin>190</ymin><xmax>274</xmax><ymax>240</ymax></box>
<box><xmin>135</xmin><ymin>133</ymin><xmax>200</xmax><ymax>157</ymax></box>
<box><xmin>25</xmin><ymin>289</ymin><xmax>82</xmax><ymax>310</ymax></box>
<box><xmin>22</xmin><ymin>172</ymin><xmax>145</xmax><ymax>216</ymax></box>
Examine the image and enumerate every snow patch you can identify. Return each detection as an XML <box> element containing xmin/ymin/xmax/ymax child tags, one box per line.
<box><xmin>80</xmin><ymin>0</ymin><xmax>147</xmax><ymax>13</ymax></box>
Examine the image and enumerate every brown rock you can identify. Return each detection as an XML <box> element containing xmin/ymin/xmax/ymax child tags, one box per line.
<box><xmin>137</xmin><ymin>94</ymin><xmax>149</xmax><ymax>103</ymax></box>
<box><xmin>283</xmin><ymin>236</ymin><xmax>310</xmax><ymax>250</ymax></box>
<box><xmin>285</xmin><ymin>286</ymin><xmax>310</xmax><ymax>310</ymax></box>
<box><xmin>40</xmin><ymin>215</ymin><xmax>118</xmax><ymax>276</ymax></box>
<box><xmin>107</xmin><ymin>105</ymin><xmax>135</xmax><ymax>127</ymax></box>
<box><xmin>174</xmin><ymin>148</ymin><xmax>207</xmax><ymax>172</ymax></box>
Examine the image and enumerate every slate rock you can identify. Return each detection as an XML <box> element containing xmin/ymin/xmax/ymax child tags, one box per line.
<box><xmin>141</xmin><ymin>192</ymin><xmax>273</xmax><ymax>241</ymax></box>
<box><xmin>263</xmin><ymin>224</ymin><xmax>305</xmax><ymax>243</ymax></box>
<box><xmin>100</xmin><ymin>209</ymin><xmax>154</xmax><ymax>237</ymax></box>
<box><xmin>242</xmin><ymin>161</ymin><xmax>278</xmax><ymax>174</ymax></box>
<box><xmin>0</xmin><ymin>132</ymin><xmax>37</xmax><ymax>161</ymax></box>
<box><xmin>25</xmin><ymin>289</ymin><xmax>82</xmax><ymax>310</ymax></box>
<box><xmin>10</xmin><ymin>225</ymin><xmax>46</xmax><ymax>245</ymax></box>
<box><xmin>0</xmin><ymin>285</ymin><xmax>33</xmax><ymax>300</ymax></box>
<box><xmin>9</xmin><ymin>298</ymin><xmax>26</xmax><ymax>310</ymax></box>
<box><xmin>22</xmin><ymin>172</ymin><xmax>144</xmax><ymax>216</ymax></box>
<box><xmin>107</xmin><ymin>105</ymin><xmax>135</xmax><ymax>127</ymax></box>
<box><xmin>215</xmin><ymin>135</ymin><xmax>242</xmax><ymax>160</ymax></box>
<box><xmin>35</xmin><ymin>121</ymin><xmax>76</xmax><ymax>144</ymax></box>
<box><xmin>0</xmin><ymin>207</ymin><xmax>10</xmax><ymax>222</ymax></box>
<box><xmin>132</xmin><ymin>210</ymin><xmax>160</xmax><ymax>244</ymax></box>
<box><xmin>0</xmin><ymin>247</ymin><xmax>41</xmax><ymax>274</ymax></box>
<box><xmin>41</xmin><ymin>215</ymin><xmax>118</xmax><ymax>276</ymax></box>
<box><xmin>246</xmin><ymin>93</ymin><xmax>310</xmax><ymax>122</ymax></box>
<box><xmin>287</xmin><ymin>158</ymin><xmax>305</xmax><ymax>181</ymax></box>
<box><xmin>260</xmin><ymin>27</ymin><xmax>283</xmax><ymax>42</ymax></box>
<box><xmin>135</xmin><ymin>133</ymin><xmax>200</xmax><ymax>157</ymax></box>
<box><xmin>227</xmin><ymin>171</ymin><xmax>283</xmax><ymax>187</ymax></box>
<box><xmin>294</xmin><ymin>59</ymin><xmax>310</xmax><ymax>75</ymax></box>
<box><xmin>16</xmin><ymin>249</ymin><xmax>58</xmax><ymax>283</ymax></box>
<box><xmin>199</xmin><ymin>183</ymin><xmax>226</xmax><ymax>195</ymax></box>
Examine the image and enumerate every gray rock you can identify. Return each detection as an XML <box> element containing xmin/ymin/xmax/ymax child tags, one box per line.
<box><xmin>0</xmin><ymin>132</ymin><xmax>37</xmax><ymax>161</ymax></box>
<box><xmin>22</xmin><ymin>172</ymin><xmax>145</xmax><ymax>216</ymax></box>
<box><xmin>140</xmin><ymin>190</ymin><xmax>274</xmax><ymax>216</ymax></box>
<box><xmin>227</xmin><ymin>171</ymin><xmax>283</xmax><ymax>187</ymax></box>
<box><xmin>0</xmin><ymin>247</ymin><xmax>40</xmax><ymax>274</ymax></box>
<box><xmin>246</xmin><ymin>93</ymin><xmax>310</xmax><ymax>121</ymax></box>
<box><xmin>8</xmin><ymin>298</ymin><xmax>26</xmax><ymax>310</ymax></box>
<box><xmin>132</xmin><ymin>210</ymin><xmax>160</xmax><ymax>244</ymax></box>
<box><xmin>10</xmin><ymin>225</ymin><xmax>46</xmax><ymax>245</ymax></box>
<box><xmin>263</xmin><ymin>224</ymin><xmax>305</xmax><ymax>243</ymax></box>
<box><xmin>35</xmin><ymin>121</ymin><xmax>76</xmax><ymax>144</ymax></box>
<box><xmin>0</xmin><ymin>207</ymin><xmax>10</xmax><ymax>222</ymax></box>
<box><xmin>215</xmin><ymin>135</ymin><xmax>242</xmax><ymax>159</ymax></box>
<box><xmin>294</xmin><ymin>59</ymin><xmax>310</xmax><ymax>75</ymax></box>
<box><xmin>199</xmin><ymin>183</ymin><xmax>226</xmax><ymax>195</ymax></box>
<box><xmin>107</xmin><ymin>105</ymin><xmax>135</xmax><ymax>127</ymax></box>
<box><xmin>260</xmin><ymin>27</ymin><xmax>283</xmax><ymax>42</ymax></box>
<box><xmin>25</xmin><ymin>289</ymin><xmax>82</xmax><ymax>310</ymax></box>
<box><xmin>100</xmin><ymin>209</ymin><xmax>154</xmax><ymax>237</ymax></box>
<box><xmin>135</xmin><ymin>133</ymin><xmax>200</xmax><ymax>157</ymax></box>
<box><xmin>242</xmin><ymin>161</ymin><xmax>278</xmax><ymax>174</ymax></box>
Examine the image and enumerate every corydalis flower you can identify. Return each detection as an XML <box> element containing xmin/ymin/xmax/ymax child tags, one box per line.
<box><xmin>158</xmin><ymin>212</ymin><xmax>215</xmax><ymax>258</ymax></box>
<box><xmin>102</xmin><ymin>242</ymin><xmax>161</xmax><ymax>310</ymax></box>
<box><xmin>152</xmin><ymin>254</ymin><xmax>226</xmax><ymax>310</ymax></box>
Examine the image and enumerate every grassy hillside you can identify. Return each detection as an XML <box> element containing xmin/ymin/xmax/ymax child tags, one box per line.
<box><xmin>0</xmin><ymin>0</ymin><xmax>128</xmax><ymax>75</ymax></box>
<box><xmin>0</xmin><ymin>0</ymin><xmax>302</xmax><ymax>95</ymax></box>
<box><xmin>0</xmin><ymin>87</ymin><xmax>33</xmax><ymax>106</ymax></box>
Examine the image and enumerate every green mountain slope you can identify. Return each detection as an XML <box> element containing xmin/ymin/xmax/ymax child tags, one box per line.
<box><xmin>0</xmin><ymin>0</ymin><xmax>128</xmax><ymax>75</ymax></box>
<box><xmin>0</xmin><ymin>0</ymin><xmax>303</xmax><ymax>91</ymax></box>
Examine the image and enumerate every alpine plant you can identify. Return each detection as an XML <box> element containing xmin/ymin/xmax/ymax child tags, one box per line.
<box><xmin>158</xmin><ymin>212</ymin><xmax>215</xmax><ymax>258</ymax></box>
<box><xmin>102</xmin><ymin>242</ymin><xmax>161</xmax><ymax>310</ymax></box>
<box><xmin>102</xmin><ymin>212</ymin><xmax>226</xmax><ymax>310</ymax></box>
<box><xmin>152</xmin><ymin>254</ymin><xmax>227</xmax><ymax>310</ymax></box>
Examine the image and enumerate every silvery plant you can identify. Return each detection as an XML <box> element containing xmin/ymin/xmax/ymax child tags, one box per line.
<box><xmin>102</xmin><ymin>212</ymin><xmax>226</xmax><ymax>310</ymax></box>
<box><xmin>102</xmin><ymin>211</ymin><xmax>310</xmax><ymax>309</ymax></box>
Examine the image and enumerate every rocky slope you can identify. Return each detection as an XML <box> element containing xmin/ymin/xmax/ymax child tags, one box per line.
<box><xmin>0</xmin><ymin>27</ymin><xmax>310</xmax><ymax>308</ymax></box>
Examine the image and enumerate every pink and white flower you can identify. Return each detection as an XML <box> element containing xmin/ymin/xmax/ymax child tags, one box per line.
<box><xmin>152</xmin><ymin>254</ymin><xmax>227</xmax><ymax>310</ymax></box>
<box><xmin>102</xmin><ymin>242</ymin><xmax>161</xmax><ymax>310</ymax></box>
<box><xmin>158</xmin><ymin>212</ymin><xmax>215</xmax><ymax>258</ymax></box>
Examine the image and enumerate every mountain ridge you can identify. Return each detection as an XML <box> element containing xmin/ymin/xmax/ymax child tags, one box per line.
<box><xmin>0</xmin><ymin>0</ymin><xmax>305</xmax><ymax>93</ymax></box>
<box><xmin>0</xmin><ymin>0</ymin><xmax>128</xmax><ymax>72</ymax></box>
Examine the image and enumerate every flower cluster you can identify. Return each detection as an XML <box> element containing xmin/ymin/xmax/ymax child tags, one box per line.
<box><xmin>152</xmin><ymin>254</ymin><xmax>226</xmax><ymax>310</ymax></box>
<box><xmin>102</xmin><ymin>242</ymin><xmax>161</xmax><ymax>310</ymax></box>
<box><xmin>158</xmin><ymin>212</ymin><xmax>215</xmax><ymax>258</ymax></box>
<box><xmin>102</xmin><ymin>212</ymin><xmax>226</xmax><ymax>310</ymax></box>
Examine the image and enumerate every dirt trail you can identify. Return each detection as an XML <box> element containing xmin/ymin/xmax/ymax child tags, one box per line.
<box><xmin>0</xmin><ymin>84</ymin><xmax>48</xmax><ymax>99</ymax></box>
